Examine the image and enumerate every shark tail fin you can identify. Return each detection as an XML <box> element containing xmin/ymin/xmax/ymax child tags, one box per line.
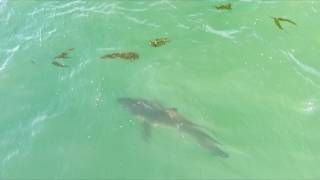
<box><xmin>210</xmin><ymin>146</ymin><xmax>229</xmax><ymax>158</ymax></box>
<box><xmin>182</xmin><ymin>125</ymin><xmax>228</xmax><ymax>158</ymax></box>
<box><xmin>199</xmin><ymin>134</ymin><xmax>228</xmax><ymax>158</ymax></box>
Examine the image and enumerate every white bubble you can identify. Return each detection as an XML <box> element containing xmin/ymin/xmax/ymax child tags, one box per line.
<box><xmin>302</xmin><ymin>99</ymin><xmax>318</xmax><ymax>113</ymax></box>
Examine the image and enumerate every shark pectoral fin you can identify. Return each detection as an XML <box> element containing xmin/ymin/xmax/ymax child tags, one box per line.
<box><xmin>142</xmin><ymin>121</ymin><xmax>152</xmax><ymax>143</ymax></box>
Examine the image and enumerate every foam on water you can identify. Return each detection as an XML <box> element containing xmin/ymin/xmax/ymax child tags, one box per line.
<box><xmin>149</xmin><ymin>0</ymin><xmax>177</xmax><ymax>9</ymax></box>
<box><xmin>31</xmin><ymin>114</ymin><xmax>48</xmax><ymax>137</ymax></box>
<box><xmin>204</xmin><ymin>24</ymin><xmax>242</xmax><ymax>39</ymax></box>
<box><xmin>283</xmin><ymin>50</ymin><xmax>320</xmax><ymax>78</ymax></box>
<box><xmin>48</xmin><ymin>1</ymin><xmax>118</xmax><ymax>18</ymax></box>
<box><xmin>0</xmin><ymin>45</ymin><xmax>20</xmax><ymax>73</ymax></box>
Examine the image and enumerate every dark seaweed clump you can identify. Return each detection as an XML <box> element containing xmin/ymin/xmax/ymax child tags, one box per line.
<box><xmin>100</xmin><ymin>52</ymin><xmax>139</xmax><ymax>61</ymax></box>
<box><xmin>54</xmin><ymin>48</ymin><xmax>74</xmax><ymax>60</ymax></box>
<box><xmin>215</xmin><ymin>3</ymin><xmax>232</xmax><ymax>10</ymax></box>
<box><xmin>51</xmin><ymin>48</ymin><xmax>74</xmax><ymax>68</ymax></box>
<box><xmin>51</xmin><ymin>61</ymin><xmax>69</xmax><ymax>68</ymax></box>
<box><xmin>272</xmin><ymin>17</ymin><xmax>297</xmax><ymax>30</ymax></box>
<box><xmin>149</xmin><ymin>37</ymin><xmax>170</xmax><ymax>48</ymax></box>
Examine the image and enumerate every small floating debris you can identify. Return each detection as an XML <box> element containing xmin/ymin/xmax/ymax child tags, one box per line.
<box><xmin>272</xmin><ymin>17</ymin><xmax>297</xmax><ymax>30</ymax></box>
<box><xmin>51</xmin><ymin>48</ymin><xmax>74</xmax><ymax>68</ymax></box>
<box><xmin>149</xmin><ymin>37</ymin><xmax>170</xmax><ymax>48</ymax></box>
<box><xmin>53</xmin><ymin>48</ymin><xmax>75</xmax><ymax>60</ymax></box>
<box><xmin>54</xmin><ymin>52</ymin><xmax>69</xmax><ymax>59</ymax></box>
<box><xmin>100</xmin><ymin>52</ymin><xmax>139</xmax><ymax>61</ymax></box>
<box><xmin>51</xmin><ymin>61</ymin><xmax>69</xmax><ymax>68</ymax></box>
<box><xmin>215</xmin><ymin>3</ymin><xmax>232</xmax><ymax>10</ymax></box>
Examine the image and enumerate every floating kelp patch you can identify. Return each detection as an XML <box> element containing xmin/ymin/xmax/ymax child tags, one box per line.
<box><xmin>51</xmin><ymin>61</ymin><xmax>69</xmax><ymax>68</ymax></box>
<box><xmin>51</xmin><ymin>48</ymin><xmax>74</xmax><ymax>68</ymax></box>
<box><xmin>54</xmin><ymin>48</ymin><xmax>75</xmax><ymax>60</ymax></box>
<box><xmin>215</xmin><ymin>3</ymin><xmax>232</xmax><ymax>10</ymax></box>
<box><xmin>149</xmin><ymin>37</ymin><xmax>170</xmax><ymax>48</ymax></box>
<box><xmin>272</xmin><ymin>17</ymin><xmax>297</xmax><ymax>30</ymax></box>
<box><xmin>100</xmin><ymin>52</ymin><xmax>139</xmax><ymax>61</ymax></box>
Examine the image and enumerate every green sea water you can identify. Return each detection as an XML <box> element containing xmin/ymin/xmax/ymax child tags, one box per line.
<box><xmin>1</xmin><ymin>0</ymin><xmax>320</xmax><ymax>179</ymax></box>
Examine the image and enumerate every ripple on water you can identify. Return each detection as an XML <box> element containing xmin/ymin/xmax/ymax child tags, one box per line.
<box><xmin>0</xmin><ymin>111</ymin><xmax>50</xmax><ymax>172</ymax></box>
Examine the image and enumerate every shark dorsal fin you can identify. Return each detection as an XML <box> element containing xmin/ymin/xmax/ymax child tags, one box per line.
<box><xmin>167</xmin><ymin>108</ymin><xmax>177</xmax><ymax>112</ymax></box>
<box><xmin>166</xmin><ymin>108</ymin><xmax>178</xmax><ymax>119</ymax></box>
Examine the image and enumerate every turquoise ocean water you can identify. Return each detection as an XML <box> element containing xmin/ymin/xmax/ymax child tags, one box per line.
<box><xmin>1</xmin><ymin>0</ymin><xmax>320</xmax><ymax>179</ymax></box>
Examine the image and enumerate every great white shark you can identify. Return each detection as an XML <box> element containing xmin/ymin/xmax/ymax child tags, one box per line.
<box><xmin>118</xmin><ymin>97</ymin><xmax>228</xmax><ymax>158</ymax></box>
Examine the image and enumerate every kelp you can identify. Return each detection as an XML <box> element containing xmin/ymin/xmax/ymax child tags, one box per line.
<box><xmin>51</xmin><ymin>48</ymin><xmax>74</xmax><ymax>68</ymax></box>
<box><xmin>51</xmin><ymin>61</ymin><xmax>69</xmax><ymax>68</ymax></box>
<box><xmin>100</xmin><ymin>52</ymin><xmax>139</xmax><ymax>61</ymax></box>
<box><xmin>54</xmin><ymin>48</ymin><xmax>75</xmax><ymax>60</ymax></box>
<box><xmin>272</xmin><ymin>17</ymin><xmax>297</xmax><ymax>30</ymax></box>
<box><xmin>215</xmin><ymin>3</ymin><xmax>232</xmax><ymax>10</ymax></box>
<box><xmin>149</xmin><ymin>37</ymin><xmax>170</xmax><ymax>48</ymax></box>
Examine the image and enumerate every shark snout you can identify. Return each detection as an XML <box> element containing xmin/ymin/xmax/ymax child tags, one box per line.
<box><xmin>118</xmin><ymin>97</ymin><xmax>129</xmax><ymax>105</ymax></box>
<box><xmin>117</xmin><ymin>97</ymin><xmax>135</xmax><ymax>108</ymax></box>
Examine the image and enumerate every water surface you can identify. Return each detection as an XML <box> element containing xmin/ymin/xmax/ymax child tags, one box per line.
<box><xmin>1</xmin><ymin>0</ymin><xmax>320</xmax><ymax>179</ymax></box>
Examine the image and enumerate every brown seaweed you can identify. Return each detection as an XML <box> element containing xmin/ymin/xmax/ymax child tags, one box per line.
<box><xmin>52</xmin><ymin>61</ymin><xmax>69</xmax><ymax>68</ymax></box>
<box><xmin>149</xmin><ymin>37</ymin><xmax>170</xmax><ymax>48</ymax></box>
<box><xmin>54</xmin><ymin>48</ymin><xmax>75</xmax><ymax>60</ymax></box>
<box><xmin>272</xmin><ymin>17</ymin><xmax>283</xmax><ymax>30</ymax></box>
<box><xmin>272</xmin><ymin>17</ymin><xmax>297</xmax><ymax>30</ymax></box>
<box><xmin>54</xmin><ymin>52</ymin><xmax>70</xmax><ymax>59</ymax></box>
<box><xmin>215</xmin><ymin>3</ymin><xmax>232</xmax><ymax>10</ymax></box>
<box><xmin>100</xmin><ymin>52</ymin><xmax>139</xmax><ymax>61</ymax></box>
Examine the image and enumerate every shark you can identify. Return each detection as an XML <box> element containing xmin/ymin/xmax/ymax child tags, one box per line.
<box><xmin>118</xmin><ymin>97</ymin><xmax>228</xmax><ymax>158</ymax></box>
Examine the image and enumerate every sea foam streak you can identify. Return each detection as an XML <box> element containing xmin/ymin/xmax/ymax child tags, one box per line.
<box><xmin>283</xmin><ymin>50</ymin><xmax>320</xmax><ymax>78</ymax></box>
<box><xmin>204</xmin><ymin>25</ymin><xmax>241</xmax><ymax>39</ymax></box>
<box><xmin>0</xmin><ymin>45</ymin><xmax>20</xmax><ymax>73</ymax></box>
